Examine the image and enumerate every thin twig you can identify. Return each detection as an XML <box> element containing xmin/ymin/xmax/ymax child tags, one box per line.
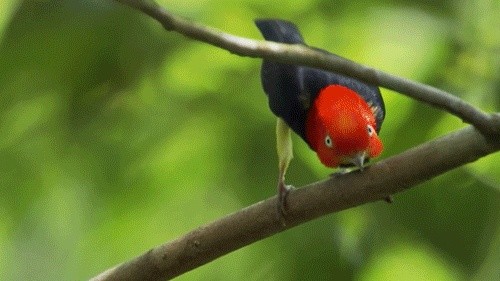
<box><xmin>114</xmin><ymin>0</ymin><xmax>500</xmax><ymax>136</ymax></box>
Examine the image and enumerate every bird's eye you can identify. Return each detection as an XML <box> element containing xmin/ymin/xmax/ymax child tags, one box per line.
<box><xmin>367</xmin><ymin>125</ymin><xmax>374</xmax><ymax>136</ymax></box>
<box><xmin>324</xmin><ymin>135</ymin><xmax>333</xmax><ymax>148</ymax></box>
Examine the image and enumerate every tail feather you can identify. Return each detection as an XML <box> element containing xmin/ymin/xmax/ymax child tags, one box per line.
<box><xmin>255</xmin><ymin>19</ymin><xmax>305</xmax><ymax>44</ymax></box>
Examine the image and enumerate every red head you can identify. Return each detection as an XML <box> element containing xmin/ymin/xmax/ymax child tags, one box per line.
<box><xmin>305</xmin><ymin>85</ymin><xmax>383</xmax><ymax>168</ymax></box>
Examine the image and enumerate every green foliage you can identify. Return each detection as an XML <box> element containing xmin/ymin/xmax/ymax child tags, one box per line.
<box><xmin>0</xmin><ymin>0</ymin><xmax>498</xmax><ymax>280</ymax></box>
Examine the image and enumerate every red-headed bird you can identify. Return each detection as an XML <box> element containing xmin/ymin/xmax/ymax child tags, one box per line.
<box><xmin>255</xmin><ymin>19</ymin><xmax>385</xmax><ymax>216</ymax></box>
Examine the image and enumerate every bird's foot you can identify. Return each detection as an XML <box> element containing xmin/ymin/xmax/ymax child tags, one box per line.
<box><xmin>329</xmin><ymin>167</ymin><xmax>350</xmax><ymax>178</ymax></box>
<box><xmin>277</xmin><ymin>181</ymin><xmax>294</xmax><ymax>225</ymax></box>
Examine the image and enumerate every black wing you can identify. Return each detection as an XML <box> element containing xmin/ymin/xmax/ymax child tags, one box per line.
<box><xmin>255</xmin><ymin>19</ymin><xmax>310</xmax><ymax>142</ymax></box>
<box><xmin>256</xmin><ymin>19</ymin><xmax>385</xmax><ymax>145</ymax></box>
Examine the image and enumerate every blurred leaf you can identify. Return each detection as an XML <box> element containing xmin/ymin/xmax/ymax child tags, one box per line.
<box><xmin>359</xmin><ymin>240</ymin><xmax>464</xmax><ymax>281</ymax></box>
<box><xmin>0</xmin><ymin>0</ymin><xmax>498</xmax><ymax>280</ymax></box>
<box><xmin>0</xmin><ymin>1</ymin><xmax>19</xmax><ymax>41</ymax></box>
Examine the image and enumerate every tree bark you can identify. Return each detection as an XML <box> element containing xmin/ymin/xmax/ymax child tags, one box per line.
<box><xmin>89</xmin><ymin>1</ymin><xmax>500</xmax><ymax>280</ymax></box>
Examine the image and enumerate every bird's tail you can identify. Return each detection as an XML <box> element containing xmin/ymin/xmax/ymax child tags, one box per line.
<box><xmin>255</xmin><ymin>19</ymin><xmax>305</xmax><ymax>44</ymax></box>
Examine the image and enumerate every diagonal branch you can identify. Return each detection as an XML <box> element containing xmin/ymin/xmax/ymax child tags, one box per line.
<box><xmin>114</xmin><ymin>0</ymin><xmax>500</xmax><ymax>136</ymax></box>
<box><xmin>91</xmin><ymin>126</ymin><xmax>499</xmax><ymax>281</ymax></box>
<box><xmin>90</xmin><ymin>1</ymin><xmax>500</xmax><ymax>280</ymax></box>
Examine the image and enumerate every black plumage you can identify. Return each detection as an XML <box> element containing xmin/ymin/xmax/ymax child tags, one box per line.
<box><xmin>255</xmin><ymin>19</ymin><xmax>385</xmax><ymax>147</ymax></box>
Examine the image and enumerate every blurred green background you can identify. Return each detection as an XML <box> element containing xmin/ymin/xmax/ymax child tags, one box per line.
<box><xmin>0</xmin><ymin>0</ymin><xmax>499</xmax><ymax>280</ymax></box>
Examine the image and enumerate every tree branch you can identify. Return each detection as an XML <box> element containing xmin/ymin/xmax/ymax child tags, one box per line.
<box><xmin>90</xmin><ymin>1</ymin><xmax>500</xmax><ymax>280</ymax></box>
<box><xmin>114</xmin><ymin>0</ymin><xmax>500</xmax><ymax>136</ymax></box>
<box><xmin>91</xmin><ymin>126</ymin><xmax>500</xmax><ymax>281</ymax></box>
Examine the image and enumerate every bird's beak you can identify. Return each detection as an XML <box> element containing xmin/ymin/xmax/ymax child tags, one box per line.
<box><xmin>351</xmin><ymin>151</ymin><xmax>366</xmax><ymax>170</ymax></box>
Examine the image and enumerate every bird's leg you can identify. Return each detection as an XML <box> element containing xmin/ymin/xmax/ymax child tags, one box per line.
<box><xmin>277</xmin><ymin>164</ymin><xmax>293</xmax><ymax>217</ymax></box>
<box><xmin>276</xmin><ymin>118</ymin><xmax>294</xmax><ymax>221</ymax></box>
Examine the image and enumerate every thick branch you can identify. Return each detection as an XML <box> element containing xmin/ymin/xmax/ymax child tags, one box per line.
<box><xmin>93</xmin><ymin>1</ymin><xmax>500</xmax><ymax>280</ymax></box>
<box><xmin>114</xmin><ymin>0</ymin><xmax>500</xmax><ymax>136</ymax></box>
<box><xmin>91</xmin><ymin>125</ymin><xmax>500</xmax><ymax>281</ymax></box>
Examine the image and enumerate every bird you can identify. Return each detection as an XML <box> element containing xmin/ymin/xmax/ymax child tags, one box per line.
<box><xmin>255</xmin><ymin>19</ymin><xmax>386</xmax><ymax>219</ymax></box>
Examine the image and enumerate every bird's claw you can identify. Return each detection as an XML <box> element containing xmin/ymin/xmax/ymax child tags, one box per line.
<box><xmin>277</xmin><ymin>182</ymin><xmax>294</xmax><ymax>225</ymax></box>
<box><xmin>329</xmin><ymin>167</ymin><xmax>352</xmax><ymax>179</ymax></box>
